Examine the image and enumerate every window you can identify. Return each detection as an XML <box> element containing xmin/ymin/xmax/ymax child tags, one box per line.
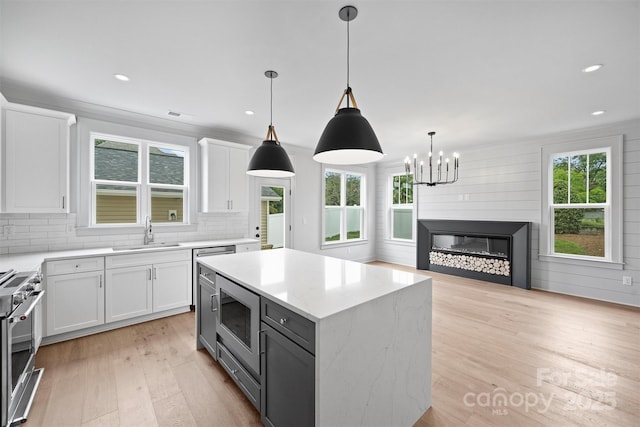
<box><xmin>323</xmin><ymin>168</ymin><xmax>365</xmax><ymax>243</ymax></box>
<box><xmin>390</xmin><ymin>173</ymin><xmax>414</xmax><ymax>240</ymax></box>
<box><xmin>541</xmin><ymin>135</ymin><xmax>623</xmax><ymax>264</ymax></box>
<box><xmin>91</xmin><ymin>133</ymin><xmax>188</xmax><ymax>226</ymax></box>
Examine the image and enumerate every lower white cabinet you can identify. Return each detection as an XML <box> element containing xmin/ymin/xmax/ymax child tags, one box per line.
<box><xmin>105</xmin><ymin>265</ymin><xmax>152</xmax><ymax>322</ymax></box>
<box><xmin>153</xmin><ymin>260</ymin><xmax>192</xmax><ymax>312</ymax></box>
<box><xmin>44</xmin><ymin>256</ymin><xmax>106</xmax><ymax>336</ymax></box>
<box><xmin>105</xmin><ymin>249</ymin><xmax>192</xmax><ymax>320</ymax></box>
<box><xmin>46</xmin><ymin>270</ymin><xmax>105</xmax><ymax>336</ymax></box>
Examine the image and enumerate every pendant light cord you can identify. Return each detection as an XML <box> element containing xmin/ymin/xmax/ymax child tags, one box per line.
<box><xmin>346</xmin><ymin>9</ymin><xmax>350</xmax><ymax>108</ymax></box>
<box><xmin>270</xmin><ymin>75</ymin><xmax>273</xmax><ymax>127</ymax></box>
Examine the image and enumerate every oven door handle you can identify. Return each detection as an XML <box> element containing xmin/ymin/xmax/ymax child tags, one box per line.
<box><xmin>9</xmin><ymin>290</ymin><xmax>45</xmax><ymax>323</ymax></box>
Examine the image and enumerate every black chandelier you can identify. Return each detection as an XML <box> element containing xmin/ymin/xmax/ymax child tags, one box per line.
<box><xmin>404</xmin><ymin>132</ymin><xmax>459</xmax><ymax>186</ymax></box>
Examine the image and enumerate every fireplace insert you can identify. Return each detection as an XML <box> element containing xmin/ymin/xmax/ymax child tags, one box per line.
<box><xmin>417</xmin><ymin>220</ymin><xmax>530</xmax><ymax>289</ymax></box>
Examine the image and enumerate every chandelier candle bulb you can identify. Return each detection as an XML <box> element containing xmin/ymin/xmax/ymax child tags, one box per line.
<box><xmin>420</xmin><ymin>160</ymin><xmax>424</xmax><ymax>182</ymax></box>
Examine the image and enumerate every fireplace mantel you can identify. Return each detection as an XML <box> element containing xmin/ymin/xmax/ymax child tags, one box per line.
<box><xmin>417</xmin><ymin>219</ymin><xmax>531</xmax><ymax>289</ymax></box>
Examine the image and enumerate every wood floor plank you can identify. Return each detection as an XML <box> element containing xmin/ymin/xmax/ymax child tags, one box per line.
<box><xmin>152</xmin><ymin>392</ymin><xmax>198</xmax><ymax>427</ymax></box>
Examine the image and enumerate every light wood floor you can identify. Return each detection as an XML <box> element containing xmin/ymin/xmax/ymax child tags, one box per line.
<box><xmin>26</xmin><ymin>264</ymin><xmax>639</xmax><ymax>426</ymax></box>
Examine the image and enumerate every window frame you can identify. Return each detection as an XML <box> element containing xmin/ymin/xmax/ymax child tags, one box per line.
<box><xmin>540</xmin><ymin>135</ymin><xmax>623</xmax><ymax>267</ymax></box>
<box><xmin>89</xmin><ymin>132</ymin><xmax>189</xmax><ymax>227</ymax></box>
<box><xmin>321</xmin><ymin>166</ymin><xmax>367</xmax><ymax>246</ymax></box>
<box><xmin>388</xmin><ymin>171</ymin><xmax>415</xmax><ymax>242</ymax></box>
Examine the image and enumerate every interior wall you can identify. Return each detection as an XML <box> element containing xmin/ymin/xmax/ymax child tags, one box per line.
<box><xmin>376</xmin><ymin>120</ymin><xmax>640</xmax><ymax>307</ymax></box>
<box><xmin>287</xmin><ymin>145</ymin><xmax>377</xmax><ymax>263</ymax></box>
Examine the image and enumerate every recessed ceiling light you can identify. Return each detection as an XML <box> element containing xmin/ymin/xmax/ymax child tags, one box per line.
<box><xmin>245</xmin><ymin>110</ymin><xmax>255</xmax><ymax>116</ymax></box>
<box><xmin>114</xmin><ymin>73</ymin><xmax>130</xmax><ymax>82</ymax></box>
<box><xmin>582</xmin><ymin>64</ymin><xmax>603</xmax><ymax>73</ymax></box>
<box><xmin>591</xmin><ymin>110</ymin><xmax>606</xmax><ymax>116</ymax></box>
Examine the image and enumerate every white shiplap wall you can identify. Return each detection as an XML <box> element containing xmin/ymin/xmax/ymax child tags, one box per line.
<box><xmin>376</xmin><ymin>119</ymin><xmax>640</xmax><ymax>307</ymax></box>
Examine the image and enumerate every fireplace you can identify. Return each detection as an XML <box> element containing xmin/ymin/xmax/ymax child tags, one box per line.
<box><xmin>417</xmin><ymin>220</ymin><xmax>531</xmax><ymax>289</ymax></box>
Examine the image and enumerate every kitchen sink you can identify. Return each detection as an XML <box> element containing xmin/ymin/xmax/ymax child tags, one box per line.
<box><xmin>112</xmin><ymin>242</ymin><xmax>181</xmax><ymax>251</ymax></box>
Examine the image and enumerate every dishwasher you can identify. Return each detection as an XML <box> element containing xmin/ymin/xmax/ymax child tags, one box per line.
<box><xmin>193</xmin><ymin>246</ymin><xmax>236</xmax><ymax>359</ymax></box>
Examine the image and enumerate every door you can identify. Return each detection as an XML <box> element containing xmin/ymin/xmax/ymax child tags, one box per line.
<box><xmin>251</xmin><ymin>178</ymin><xmax>292</xmax><ymax>250</ymax></box>
<box><xmin>5</xmin><ymin>110</ymin><xmax>69</xmax><ymax>212</ymax></box>
<box><xmin>261</xmin><ymin>323</ymin><xmax>315</xmax><ymax>427</ymax></box>
<box><xmin>46</xmin><ymin>271</ymin><xmax>105</xmax><ymax>335</ymax></box>
<box><xmin>153</xmin><ymin>260</ymin><xmax>192</xmax><ymax>312</ymax></box>
<box><xmin>105</xmin><ymin>265</ymin><xmax>153</xmax><ymax>322</ymax></box>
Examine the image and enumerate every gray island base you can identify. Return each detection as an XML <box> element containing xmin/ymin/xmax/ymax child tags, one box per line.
<box><xmin>196</xmin><ymin>248</ymin><xmax>432</xmax><ymax>427</ymax></box>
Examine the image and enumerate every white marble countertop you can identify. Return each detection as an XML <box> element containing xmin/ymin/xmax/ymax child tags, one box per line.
<box><xmin>197</xmin><ymin>248</ymin><xmax>431</xmax><ymax>321</ymax></box>
<box><xmin>0</xmin><ymin>238</ymin><xmax>259</xmax><ymax>272</ymax></box>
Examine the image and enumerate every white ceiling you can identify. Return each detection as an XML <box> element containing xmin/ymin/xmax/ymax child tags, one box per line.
<box><xmin>1</xmin><ymin>0</ymin><xmax>638</xmax><ymax>161</ymax></box>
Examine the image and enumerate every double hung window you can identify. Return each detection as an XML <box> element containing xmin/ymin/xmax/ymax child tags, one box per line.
<box><xmin>323</xmin><ymin>169</ymin><xmax>365</xmax><ymax>243</ymax></box>
<box><xmin>90</xmin><ymin>133</ymin><xmax>188</xmax><ymax>225</ymax></box>
<box><xmin>541</xmin><ymin>135</ymin><xmax>622</xmax><ymax>264</ymax></box>
<box><xmin>390</xmin><ymin>173</ymin><xmax>414</xmax><ymax>240</ymax></box>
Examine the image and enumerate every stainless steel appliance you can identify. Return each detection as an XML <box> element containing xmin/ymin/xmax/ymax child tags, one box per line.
<box><xmin>192</xmin><ymin>245</ymin><xmax>236</xmax><ymax>308</ymax></box>
<box><xmin>215</xmin><ymin>274</ymin><xmax>261</xmax><ymax>379</ymax></box>
<box><xmin>0</xmin><ymin>270</ymin><xmax>44</xmax><ymax>427</ymax></box>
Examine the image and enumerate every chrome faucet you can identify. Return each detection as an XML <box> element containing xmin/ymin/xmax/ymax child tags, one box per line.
<box><xmin>144</xmin><ymin>216</ymin><xmax>154</xmax><ymax>245</ymax></box>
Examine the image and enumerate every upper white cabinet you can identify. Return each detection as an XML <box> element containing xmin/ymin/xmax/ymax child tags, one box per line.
<box><xmin>2</xmin><ymin>103</ymin><xmax>75</xmax><ymax>212</ymax></box>
<box><xmin>199</xmin><ymin>138</ymin><xmax>250</xmax><ymax>212</ymax></box>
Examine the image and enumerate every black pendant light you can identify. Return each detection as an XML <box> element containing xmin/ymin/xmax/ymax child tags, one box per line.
<box><xmin>313</xmin><ymin>5</ymin><xmax>383</xmax><ymax>165</ymax></box>
<box><xmin>247</xmin><ymin>70</ymin><xmax>295</xmax><ymax>177</ymax></box>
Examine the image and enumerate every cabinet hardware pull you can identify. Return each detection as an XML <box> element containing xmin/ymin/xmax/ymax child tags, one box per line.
<box><xmin>210</xmin><ymin>294</ymin><xmax>216</xmax><ymax>312</ymax></box>
<box><xmin>99</xmin><ymin>275</ymin><xmax>102</xmax><ymax>288</ymax></box>
<box><xmin>212</xmin><ymin>292</ymin><xmax>219</xmax><ymax>312</ymax></box>
<box><xmin>148</xmin><ymin>268</ymin><xmax>152</xmax><ymax>280</ymax></box>
<box><xmin>62</xmin><ymin>196</ymin><xmax>65</xmax><ymax>209</ymax></box>
<box><xmin>280</xmin><ymin>317</ymin><xmax>288</xmax><ymax>325</ymax></box>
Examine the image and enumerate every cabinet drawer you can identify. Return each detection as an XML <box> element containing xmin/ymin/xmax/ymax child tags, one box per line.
<box><xmin>198</xmin><ymin>264</ymin><xmax>216</xmax><ymax>286</ymax></box>
<box><xmin>261</xmin><ymin>297</ymin><xmax>315</xmax><ymax>355</ymax></box>
<box><xmin>236</xmin><ymin>242</ymin><xmax>260</xmax><ymax>252</ymax></box>
<box><xmin>217</xmin><ymin>342</ymin><xmax>260</xmax><ymax>410</ymax></box>
<box><xmin>45</xmin><ymin>257</ymin><xmax>104</xmax><ymax>275</ymax></box>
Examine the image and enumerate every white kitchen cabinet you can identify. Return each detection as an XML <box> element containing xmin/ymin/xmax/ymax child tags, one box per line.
<box><xmin>106</xmin><ymin>249</ymin><xmax>192</xmax><ymax>318</ymax></box>
<box><xmin>105</xmin><ymin>265</ymin><xmax>153</xmax><ymax>322</ymax></box>
<box><xmin>44</xmin><ymin>257</ymin><xmax>105</xmax><ymax>336</ymax></box>
<box><xmin>199</xmin><ymin>138</ymin><xmax>250</xmax><ymax>212</ymax></box>
<box><xmin>45</xmin><ymin>270</ymin><xmax>104</xmax><ymax>336</ymax></box>
<box><xmin>2</xmin><ymin>104</ymin><xmax>75</xmax><ymax>213</ymax></box>
<box><xmin>153</xmin><ymin>260</ymin><xmax>192</xmax><ymax>312</ymax></box>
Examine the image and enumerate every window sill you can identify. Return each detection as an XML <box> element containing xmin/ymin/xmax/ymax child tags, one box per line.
<box><xmin>77</xmin><ymin>223</ymin><xmax>197</xmax><ymax>236</ymax></box>
<box><xmin>321</xmin><ymin>239</ymin><xmax>369</xmax><ymax>250</ymax></box>
<box><xmin>384</xmin><ymin>238</ymin><xmax>415</xmax><ymax>246</ymax></box>
<box><xmin>538</xmin><ymin>254</ymin><xmax>624</xmax><ymax>270</ymax></box>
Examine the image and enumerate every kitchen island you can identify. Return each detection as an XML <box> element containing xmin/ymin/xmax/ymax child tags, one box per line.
<box><xmin>197</xmin><ymin>248</ymin><xmax>432</xmax><ymax>427</ymax></box>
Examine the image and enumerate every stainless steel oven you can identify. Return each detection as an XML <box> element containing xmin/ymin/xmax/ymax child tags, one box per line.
<box><xmin>215</xmin><ymin>274</ymin><xmax>261</xmax><ymax>378</ymax></box>
<box><xmin>1</xmin><ymin>270</ymin><xmax>44</xmax><ymax>427</ymax></box>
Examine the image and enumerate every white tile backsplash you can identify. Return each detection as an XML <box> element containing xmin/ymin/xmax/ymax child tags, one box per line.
<box><xmin>0</xmin><ymin>212</ymin><xmax>249</xmax><ymax>254</ymax></box>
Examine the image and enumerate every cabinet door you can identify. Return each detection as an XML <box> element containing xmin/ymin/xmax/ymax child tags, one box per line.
<box><xmin>5</xmin><ymin>110</ymin><xmax>69</xmax><ymax>212</ymax></box>
<box><xmin>198</xmin><ymin>279</ymin><xmax>217</xmax><ymax>357</ymax></box>
<box><xmin>228</xmin><ymin>146</ymin><xmax>249</xmax><ymax>211</ymax></box>
<box><xmin>46</xmin><ymin>271</ymin><xmax>104</xmax><ymax>336</ymax></box>
<box><xmin>105</xmin><ymin>265</ymin><xmax>153</xmax><ymax>323</ymax></box>
<box><xmin>153</xmin><ymin>260</ymin><xmax>192</xmax><ymax>312</ymax></box>
<box><xmin>207</xmin><ymin>144</ymin><xmax>231</xmax><ymax>211</ymax></box>
<box><xmin>261</xmin><ymin>323</ymin><xmax>315</xmax><ymax>427</ymax></box>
